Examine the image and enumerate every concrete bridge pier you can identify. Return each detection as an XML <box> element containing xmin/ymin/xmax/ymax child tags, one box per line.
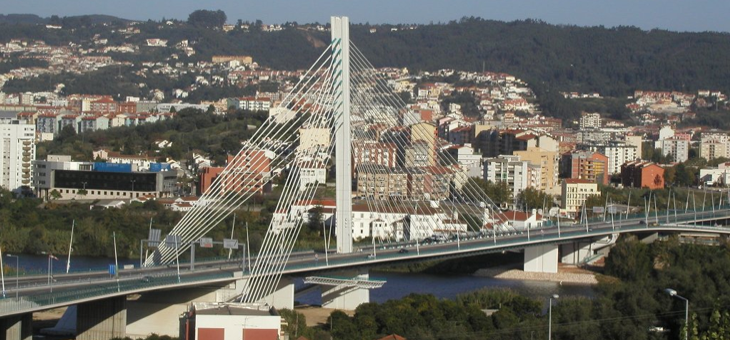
<box><xmin>76</xmin><ymin>296</ymin><xmax>126</xmax><ymax>340</ymax></box>
<box><xmin>320</xmin><ymin>269</ymin><xmax>371</xmax><ymax>310</ymax></box>
<box><xmin>561</xmin><ymin>241</ymin><xmax>593</xmax><ymax>265</ymax></box>
<box><xmin>256</xmin><ymin>277</ymin><xmax>295</xmax><ymax>310</ymax></box>
<box><xmin>0</xmin><ymin>313</ymin><xmax>31</xmax><ymax>340</ymax></box>
<box><xmin>524</xmin><ymin>244</ymin><xmax>559</xmax><ymax>273</ymax></box>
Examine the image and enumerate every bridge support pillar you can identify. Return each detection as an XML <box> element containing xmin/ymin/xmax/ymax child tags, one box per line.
<box><xmin>257</xmin><ymin>277</ymin><xmax>295</xmax><ymax>310</ymax></box>
<box><xmin>76</xmin><ymin>296</ymin><xmax>126</xmax><ymax>340</ymax></box>
<box><xmin>561</xmin><ymin>242</ymin><xmax>593</xmax><ymax>265</ymax></box>
<box><xmin>0</xmin><ymin>313</ymin><xmax>31</xmax><ymax>340</ymax></box>
<box><xmin>321</xmin><ymin>270</ymin><xmax>370</xmax><ymax>310</ymax></box>
<box><xmin>524</xmin><ymin>244</ymin><xmax>558</xmax><ymax>273</ymax></box>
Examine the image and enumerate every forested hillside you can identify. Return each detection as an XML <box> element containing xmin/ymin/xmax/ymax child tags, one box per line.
<box><xmin>1</xmin><ymin>17</ymin><xmax>729</xmax><ymax>96</ymax></box>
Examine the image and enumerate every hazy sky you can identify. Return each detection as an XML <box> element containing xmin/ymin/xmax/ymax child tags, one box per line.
<box><xmin>4</xmin><ymin>0</ymin><xmax>730</xmax><ymax>33</ymax></box>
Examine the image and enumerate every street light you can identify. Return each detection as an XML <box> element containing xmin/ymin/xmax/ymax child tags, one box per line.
<box><xmin>666</xmin><ymin>288</ymin><xmax>689</xmax><ymax>340</ymax></box>
<box><xmin>6</xmin><ymin>254</ymin><xmax>18</xmax><ymax>300</ymax></box>
<box><xmin>548</xmin><ymin>294</ymin><xmax>559</xmax><ymax>340</ymax></box>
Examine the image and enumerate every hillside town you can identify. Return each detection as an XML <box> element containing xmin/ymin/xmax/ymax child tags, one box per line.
<box><xmin>0</xmin><ymin>24</ymin><xmax>729</xmax><ymax>234</ymax></box>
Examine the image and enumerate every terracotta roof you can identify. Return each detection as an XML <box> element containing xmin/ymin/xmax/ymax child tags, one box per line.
<box><xmin>563</xmin><ymin>178</ymin><xmax>594</xmax><ymax>184</ymax></box>
<box><xmin>376</xmin><ymin>335</ymin><xmax>407</xmax><ymax>340</ymax></box>
<box><xmin>496</xmin><ymin>211</ymin><xmax>542</xmax><ymax>222</ymax></box>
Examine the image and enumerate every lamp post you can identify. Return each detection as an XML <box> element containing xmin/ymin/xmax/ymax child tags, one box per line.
<box><xmin>548</xmin><ymin>294</ymin><xmax>559</xmax><ymax>340</ymax></box>
<box><xmin>666</xmin><ymin>288</ymin><xmax>689</xmax><ymax>340</ymax></box>
<box><xmin>6</xmin><ymin>254</ymin><xmax>18</xmax><ymax>300</ymax></box>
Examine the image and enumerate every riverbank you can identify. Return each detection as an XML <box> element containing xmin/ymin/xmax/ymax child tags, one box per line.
<box><xmin>474</xmin><ymin>264</ymin><xmax>599</xmax><ymax>285</ymax></box>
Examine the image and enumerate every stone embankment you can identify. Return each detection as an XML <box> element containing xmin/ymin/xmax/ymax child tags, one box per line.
<box><xmin>474</xmin><ymin>266</ymin><xmax>599</xmax><ymax>285</ymax></box>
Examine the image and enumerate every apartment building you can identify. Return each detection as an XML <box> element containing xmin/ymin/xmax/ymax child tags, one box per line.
<box><xmin>561</xmin><ymin>179</ymin><xmax>599</xmax><ymax>216</ymax></box>
<box><xmin>483</xmin><ymin>155</ymin><xmax>528</xmax><ymax>200</ymax></box>
<box><xmin>620</xmin><ymin>161</ymin><xmax>665</xmax><ymax>190</ymax></box>
<box><xmin>560</xmin><ymin>150</ymin><xmax>609</xmax><ymax>185</ymax></box>
<box><xmin>660</xmin><ymin>136</ymin><xmax>690</xmax><ymax>163</ymax></box>
<box><xmin>700</xmin><ymin>133</ymin><xmax>730</xmax><ymax>161</ymax></box>
<box><xmin>0</xmin><ymin>121</ymin><xmax>35</xmax><ymax>192</ymax></box>
<box><xmin>513</xmin><ymin>147</ymin><xmax>559</xmax><ymax>194</ymax></box>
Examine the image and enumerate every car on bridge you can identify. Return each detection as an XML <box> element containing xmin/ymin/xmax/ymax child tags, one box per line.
<box><xmin>398</xmin><ymin>248</ymin><xmax>409</xmax><ymax>254</ymax></box>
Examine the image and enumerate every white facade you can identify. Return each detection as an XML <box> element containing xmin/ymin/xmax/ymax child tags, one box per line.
<box><xmin>661</xmin><ymin>137</ymin><xmax>690</xmax><ymax>163</ymax></box>
<box><xmin>449</xmin><ymin>144</ymin><xmax>482</xmax><ymax>178</ymax></box>
<box><xmin>483</xmin><ymin>155</ymin><xmax>528</xmax><ymax>199</ymax></box>
<box><xmin>700</xmin><ymin>133</ymin><xmax>730</xmax><ymax>161</ymax></box>
<box><xmin>579</xmin><ymin>112</ymin><xmax>601</xmax><ymax>129</ymax></box>
<box><xmin>0</xmin><ymin>122</ymin><xmax>35</xmax><ymax>191</ymax></box>
<box><xmin>281</xmin><ymin>201</ymin><xmax>468</xmax><ymax>241</ymax></box>
<box><xmin>192</xmin><ymin>302</ymin><xmax>281</xmax><ymax>340</ymax></box>
<box><xmin>561</xmin><ymin>179</ymin><xmax>599</xmax><ymax>215</ymax></box>
<box><xmin>588</xmin><ymin>141</ymin><xmax>638</xmax><ymax>175</ymax></box>
<box><xmin>298</xmin><ymin>164</ymin><xmax>326</xmax><ymax>190</ymax></box>
<box><xmin>699</xmin><ymin>163</ymin><xmax>730</xmax><ymax>186</ymax></box>
<box><xmin>32</xmin><ymin>156</ymin><xmax>93</xmax><ymax>194</ymax></box>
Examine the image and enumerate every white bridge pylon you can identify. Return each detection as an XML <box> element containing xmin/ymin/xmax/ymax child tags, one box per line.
<box><xmin>146</xmin><ymin>16</ymin><xmax>509</xmax><ymax>304</ymax></box>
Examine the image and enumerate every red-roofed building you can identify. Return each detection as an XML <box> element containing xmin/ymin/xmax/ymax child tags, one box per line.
<box><xmin>199</xmin><ymin>150</ymin><xmax>272</xmax><ymax>195</ymax></box>
<box><xmin>90</xmin><ymin>97</ymin><xmax>118</xmax><ymax>114</ymax></box>
<box><xmin>620</xmin><ymin>161</ymin><xmax>665</xmax><ymax>190</ymax></box>
<box><xmin>496</xmin><ymin>210</ymin><xmax>545</xmax><ymax>229</ymax></box>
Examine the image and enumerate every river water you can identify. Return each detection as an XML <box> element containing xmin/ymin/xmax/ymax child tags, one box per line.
<box><xmin>11</xmin><ymin>255</ymin><xmax>594</xmax><ymax>305</ymax></box>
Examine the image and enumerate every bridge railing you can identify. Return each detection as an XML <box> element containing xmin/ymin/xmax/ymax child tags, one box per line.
<box><xmin>0</xmin><ymin>271</ymin><xmax>235</xmax><ymax>316</ymax></box>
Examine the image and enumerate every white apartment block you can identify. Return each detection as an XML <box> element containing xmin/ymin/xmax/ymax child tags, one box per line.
<box><xmin>661</xmin><ymin>137</ymin><xmax>689</xmax><ymax>163</ymax></box>
<box><xmin>0</xmin><ymin>122</ymin><xmax>35</xmax><ymax>192</ymax></box>
<box><xmin>587</xmin><ymin>141</ymin><xmax>638</xmax><ymax>175</ymax></box>
<box><xmin>700</xmin><ymin>133</ymin><xmax>730</xmax><ymax>161</ymax></box>
<box><xmin>579</xmin><ymin>112</ymin><xmax>601</xmax><ymax>129</ymax></box>
<box><xmin>297</xmin><ymin>163</ymin><xmax>326</xmax><ymax>191</ymax></box>
<box><xmin>280</xmin><ymin>200</ymin><xmax>467</xmax><ymax>242</ymax></box>
<box><xmin>483</xmin><ymin>155</ymin><xmax>528</xmax><ymax>200</ymax></box>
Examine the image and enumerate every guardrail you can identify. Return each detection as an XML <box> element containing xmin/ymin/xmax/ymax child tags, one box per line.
<box><xmin>0</xmin><ymin>271</ymin><xmax>235</xmax><ymax>316</ymax></box>
<box><xmin>2</xmin><ymin>210</ymin><xmax>730</xmax><ymax>316</ymax></box>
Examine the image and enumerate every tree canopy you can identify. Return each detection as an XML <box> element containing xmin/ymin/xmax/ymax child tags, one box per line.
<box><xmin>187</xmin><ymin>10</ymin><xmax>227</xmax><ymax>29</ymax></box>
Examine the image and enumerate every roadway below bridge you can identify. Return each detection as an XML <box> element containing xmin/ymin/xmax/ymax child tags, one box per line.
<box><xmin>0</xmin><ymin>207</ymin><xmax>729</xmax><ymax>317</ymax></box>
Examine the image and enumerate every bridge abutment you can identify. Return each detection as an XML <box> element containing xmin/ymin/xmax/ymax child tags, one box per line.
<box><xmin>0</xmin><ymin>313</ymin><xmax>31</xmax><ymax>340</ymax></box>
<box><xmin>76</xmin><ymin>296</ymin><xmax>126</xmax><ymax>340</ymax></box>
<box><xmin>524</xmin><ymin>244</ymin><xmax>559</xmax><ymax>273</ymax></box>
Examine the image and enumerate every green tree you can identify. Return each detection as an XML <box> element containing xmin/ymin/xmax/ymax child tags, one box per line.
<box><xmin>187</xmin><ymin>10</ymin><xmax>227</xmax><ymax>29</ymax></box>
<box><xmin>516</xmin><ymin>187</ymin><xmax>551</xmax><ymax>211</ymax></box>
<box><xmin>604</xmin><ymin>235</ymin><xmax>652</xmax><ymax>281</ymax></box>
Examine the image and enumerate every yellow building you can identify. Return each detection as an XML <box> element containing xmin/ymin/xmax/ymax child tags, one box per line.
<box><xmin>561</xmin><ymin>179</ymin><xmax>599</xmax><ymax>215</ymax></box>
<box><xmin>513</xmin><ymin>147</ymin><xmax>559</xmax><ymax>194</ymax></box>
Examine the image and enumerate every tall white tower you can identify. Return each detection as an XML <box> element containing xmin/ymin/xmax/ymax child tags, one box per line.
<box><xmin>332</xmin><ymin>16</ymin><xmax>353</xmax><ymax>253</ymax></box>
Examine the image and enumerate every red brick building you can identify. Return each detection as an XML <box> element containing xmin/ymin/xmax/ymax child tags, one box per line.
<box><xmin>560</xmin><ymin>151</ymin><xmax>609</xmax><ymax>185</ymax></box>
<box><xmin>199</xmin><ymin>150</ymin><xmax>272</xmax><ymax>195</ymax></box>
<box><xmin>620</xmin><ymin>161</ymin><xmax>665</xmax><ymax>189</ymax></box>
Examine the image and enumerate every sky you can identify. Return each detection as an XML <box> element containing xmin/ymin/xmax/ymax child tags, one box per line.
<box><xmin>3</xmin><ymin>0</ymin><xmax>730</xmax><ymax>33</ymax></box>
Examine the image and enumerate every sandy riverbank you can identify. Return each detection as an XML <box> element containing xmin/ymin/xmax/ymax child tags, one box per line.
<box><xmin>474</xmin><ymin>264</ymin><xmax>599</xmax><ymax>285</ymax></box>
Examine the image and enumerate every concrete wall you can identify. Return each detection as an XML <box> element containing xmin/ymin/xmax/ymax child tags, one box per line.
<box><xmin>77</xmin><ymin>297</ymin><xmax>126</xmax><ymax>340</ymax></box>
<box><xmin>524</xmin><ymin>244</ymin><xmax>559</xmax><ymax>273</ymax></box>
<box><xmin>0</xmin><ymin>313</ymin><xmax>32</xmax><ymax>340</ymax></box>
<box><xmin>127</xmin><ymin>286</ymin><xmax>222</xmax><ymax>337</ymax></box>
<box><xmin>560</xmin><ymin>242</ymin><xmax>593</xmax><ymax>265</ymax></box>
<box><xmin>321</xmin><ymin>270</ymin><xmax>371</xmax><ymax>310</ymax></box>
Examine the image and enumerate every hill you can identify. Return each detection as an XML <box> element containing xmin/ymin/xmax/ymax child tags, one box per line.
<box><xmin>0</xmin><ymin>13</ymin><xmax>131</xmax><ymax>25</ymax></box>
<box><xmin>1</xmin><ymin>16</ymin><xmax>730</xmax><ymax>97</ymax></box>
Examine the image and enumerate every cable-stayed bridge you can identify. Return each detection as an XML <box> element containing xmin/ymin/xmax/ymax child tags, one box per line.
<box><xmin>145</xmin><ymin>16</ymin><xmax>508</xmax><ymax>306</ymax></box>
<box><xmin>1</xmin><ymin>16</ymin><xmax>730</xmax><ymax>339</ymax></box>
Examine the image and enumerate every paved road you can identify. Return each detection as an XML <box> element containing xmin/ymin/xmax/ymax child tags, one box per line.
<box><xmin>1</xmin><ymin>207</ymin><xmax>729</xmax><ymax>316</ymax></box>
